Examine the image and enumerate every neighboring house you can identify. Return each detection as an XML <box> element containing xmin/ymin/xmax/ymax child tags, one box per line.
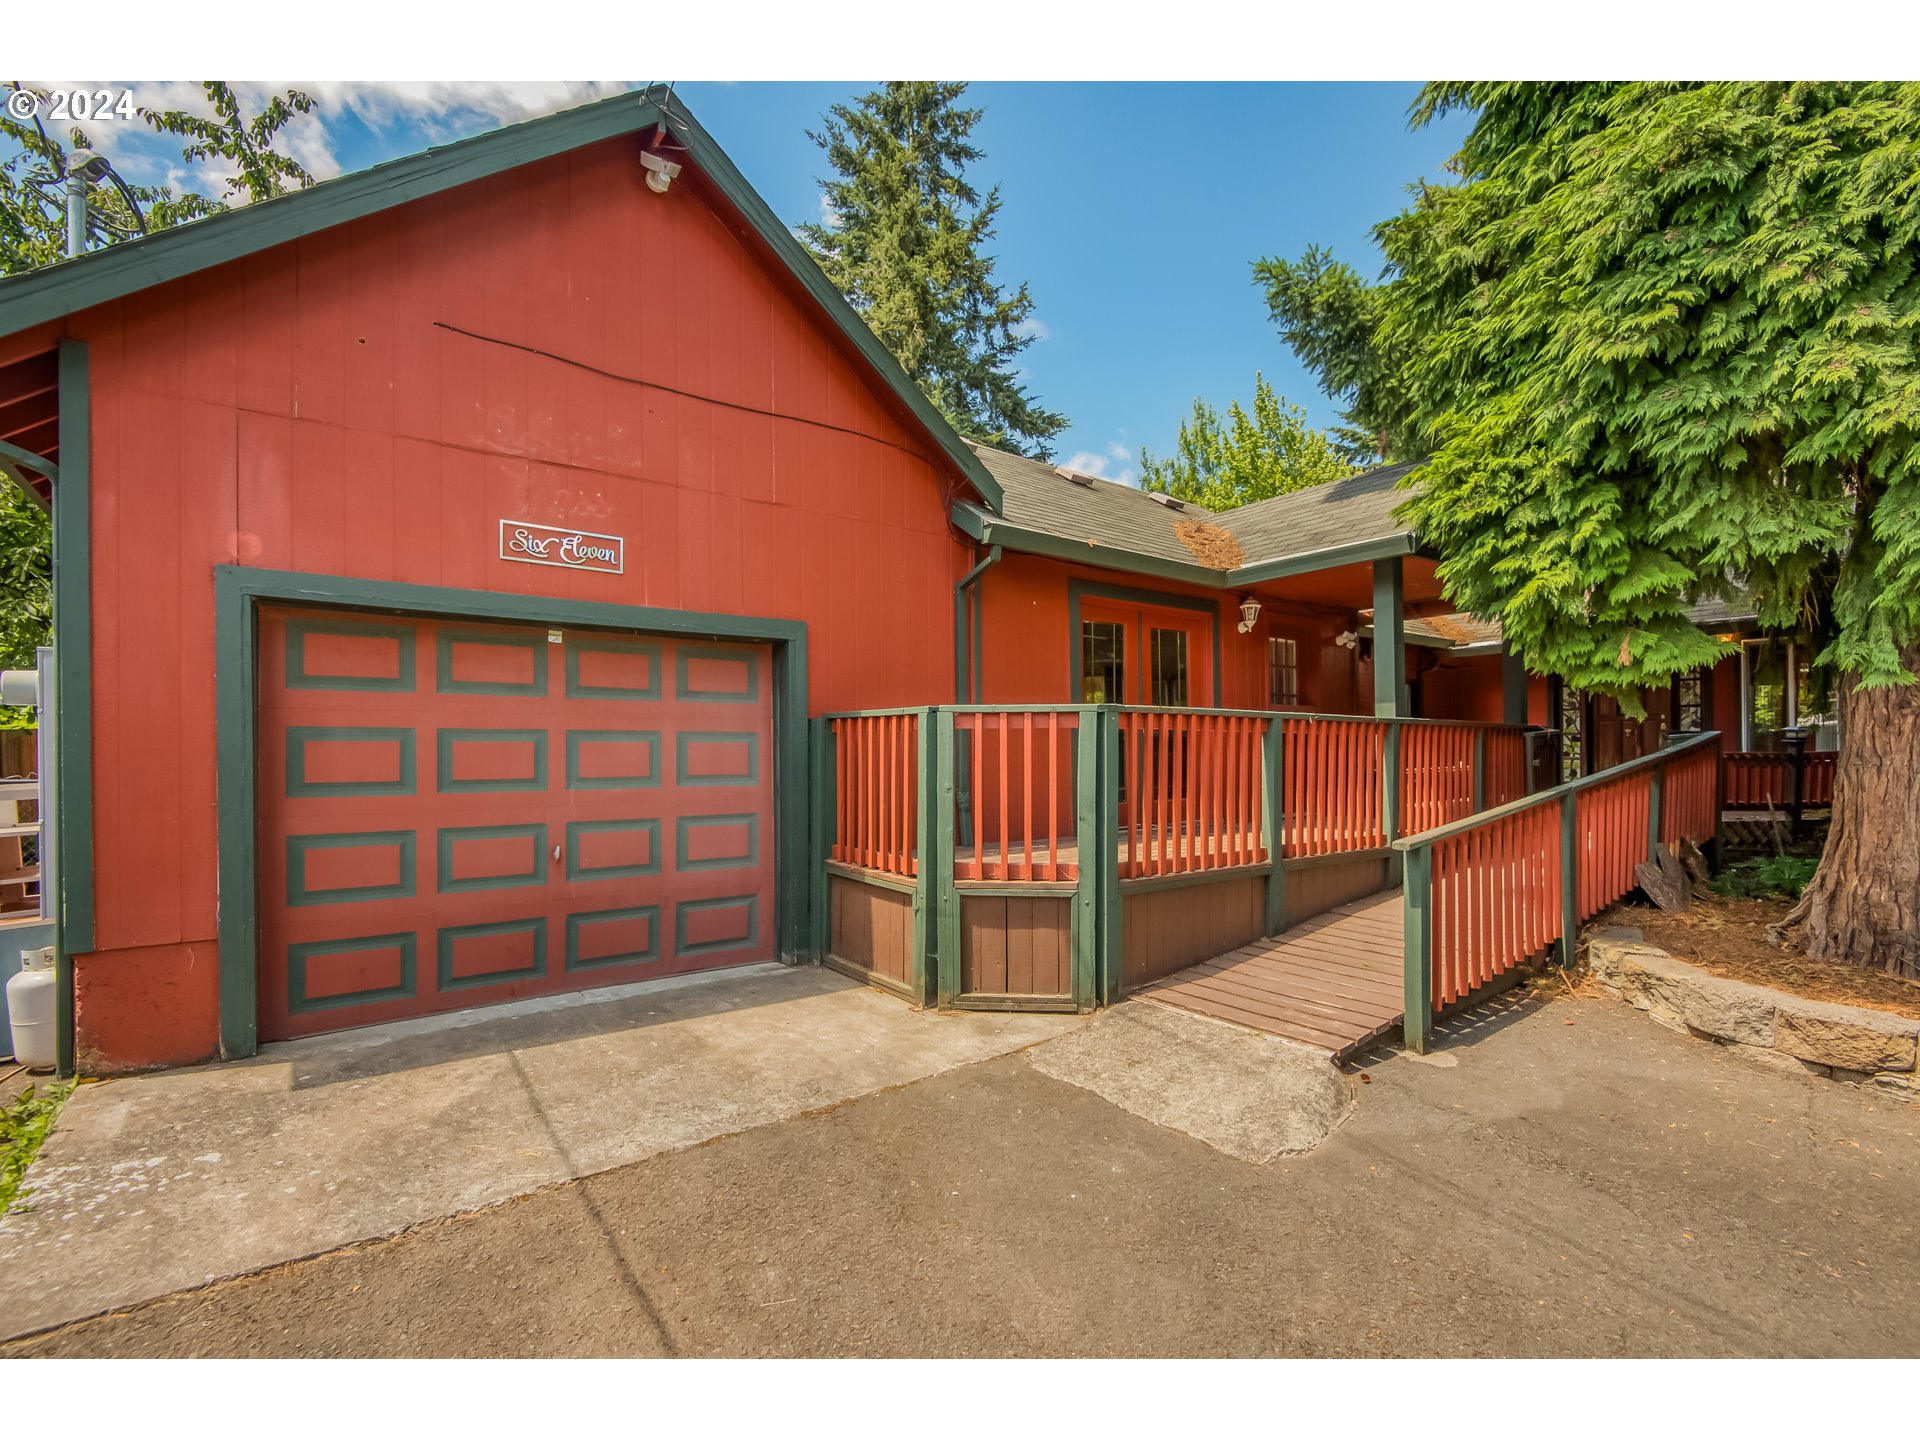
<box><xmin>0</xmin><ymin>86</ymin><xmax>1702</xmax><ymax>1076</ymax></box>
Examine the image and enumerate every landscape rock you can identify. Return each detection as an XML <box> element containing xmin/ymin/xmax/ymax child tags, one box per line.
<box><xmin>1772</xmin><ymin>997</ymin><xmax>1920</xmax><ymax>1073</ymax></box>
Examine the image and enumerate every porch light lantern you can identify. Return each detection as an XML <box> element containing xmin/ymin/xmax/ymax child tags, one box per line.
<box><xmin>1237</xmin><ymin>595</ymin><xmax>1261</xmax><ymax>634</ymax></box>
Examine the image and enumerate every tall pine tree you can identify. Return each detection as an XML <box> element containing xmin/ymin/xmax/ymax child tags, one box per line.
<box><xmin>799</xmin><ymin>83</ymin><xmax>1067</xmax><ymax>458</ymax></box>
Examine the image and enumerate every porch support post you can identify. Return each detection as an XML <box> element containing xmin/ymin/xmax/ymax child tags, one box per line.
<box><xmin>1501</xmin><ymin>644</ymin><xmax>1529</xmax><ymax>727</ymax></box>
<box><xmin>1097</xmin><ymin>707</ymin><xmax>1123</xmax><ymax>1005</ymax></box>
<box><xmin>1371</xmin><ymin>557</ymin><xmax>1408</xmax><ymax>718</ymax></box>
<box><xmin>1071</xmin><ymin>710</ymin><xmax>1102</xmax><ymax>1011</ymax></box>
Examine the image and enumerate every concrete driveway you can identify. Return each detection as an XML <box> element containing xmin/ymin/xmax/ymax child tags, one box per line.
<box><xmin>8</xmin><ymin>982</ymin><xmax>1918</xmax><ymax>1357</ymax></box>
<box><xmin>0</xmin><ymin>963</ymin><xmax>1075</xmax><ymax>1339</ymax></box>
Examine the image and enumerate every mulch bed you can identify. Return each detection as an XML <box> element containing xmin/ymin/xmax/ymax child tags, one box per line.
<box><xmin>1594</xmin><ymin>894</ymin><xmax>1920</xmax><ymax>1023</ymax></box>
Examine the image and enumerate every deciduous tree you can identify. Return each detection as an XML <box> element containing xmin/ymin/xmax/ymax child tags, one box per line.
<box><xmin>1139</xmin><ymin>373</ymin><xmax>1355</xmax><ymax>509</ymax></box>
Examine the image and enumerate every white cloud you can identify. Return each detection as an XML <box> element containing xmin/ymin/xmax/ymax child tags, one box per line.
<box><xmin>1013</xmin><ymin>316</ymin><xmax>1051</xmax><ymax>342</ymax></box>
<box><xmin>1061</xmin><ymin>441</ymin><xmax>1138</xmax><ymax>488</ymax></box>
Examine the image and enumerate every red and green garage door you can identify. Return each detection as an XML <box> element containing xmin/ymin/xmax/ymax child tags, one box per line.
<box><xmin>255</xmin><ymin>606</ymin><xmax>776</xmax><ymax>1041</ymax></box>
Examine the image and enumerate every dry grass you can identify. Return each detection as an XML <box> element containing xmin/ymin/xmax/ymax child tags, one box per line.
<box><xmin>1598</xmin><ymin>894</ymin><xmax>1920</xmax><ymax>1021</ymax></box>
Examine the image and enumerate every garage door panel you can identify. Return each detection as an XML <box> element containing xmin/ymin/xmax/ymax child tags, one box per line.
<box><xmin>257</xmin><ymin>606</ymin><xmax>778</xmax><ymax>1041</ymax></box>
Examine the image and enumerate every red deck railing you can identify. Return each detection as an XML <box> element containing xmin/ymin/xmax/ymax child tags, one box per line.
<box><xmin>829</xmin><ymin>711</ymin><xmax>921</xmax><ymax>878</ymax></box>
<box><xmin>1116</xmin><ymin>709</ymin><xmax>1270</xmax><ymax>879</ymax></box>
<box><xmin>1483</xmin><ymin>727</ymin><xmax>1529</xmax><ymax>808</ymax></box>
<box><xmin>1398</xmin><ymin>721</ymin><xmax>1477</xmax><ymax>835</ymax></box>
<box><xmin>953</xmin><ymin>708</ymin><xmax>1080</xmax><ymax>883</ymax></box>
<box><xmin>1723</xmin><ymin>749</ymin><xmax>1835</xmax><ymax>810</ymax></box>
<box><xmin>1396</xmin><ymin>732</ymin><xmax>1722</xmax><ymax>1052</ymax></box>
<box><xmin>1282</xmin><ymin>716</ymin><xmax>1388</xmax><ymax>856</ymax></box>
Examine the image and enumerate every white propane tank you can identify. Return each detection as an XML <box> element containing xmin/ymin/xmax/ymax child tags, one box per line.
<box><xmin>7</xmin><ymin>946</ymin><xmax>56</xmax><ymax>1072</ymax></box>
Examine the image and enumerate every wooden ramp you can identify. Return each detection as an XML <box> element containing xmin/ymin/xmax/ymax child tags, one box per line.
<box><xmin>1141</xmin><ymin>891</ymin><xmax>1404</xmax><ymax>1061</ymax></box>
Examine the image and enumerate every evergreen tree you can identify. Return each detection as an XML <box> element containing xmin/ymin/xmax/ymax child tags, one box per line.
<box><xmin>799</xmin><ymin>82</ymin><xmax>1067</xmax><ymax>458</ymax></box>
<box><xmin>1251</xmin><ymin>245</ymin><xmax>1409</xmax><ymax>465</ymax></box>
<box><xmin>1367</xmin><ymin>82</ymin><xmax>1920</xmax><ymax>975</ymax></box>
<box><xmin>1140</xmin><ymin>374</ymin><xmax>1356</xmax><ymax>509</ymax></box>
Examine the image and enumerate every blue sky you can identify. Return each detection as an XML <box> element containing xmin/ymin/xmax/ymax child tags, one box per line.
<box><xmin>12</xmin><ymin>81</ymin><xmax>1470</xmax><ymax>479</ymax></box>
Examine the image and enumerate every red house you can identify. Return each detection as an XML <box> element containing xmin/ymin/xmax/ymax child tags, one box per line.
<box><xmin>0</xmin><ymin>88</ymin><xmax>1722</xmax><ymax>1075</ymax></box>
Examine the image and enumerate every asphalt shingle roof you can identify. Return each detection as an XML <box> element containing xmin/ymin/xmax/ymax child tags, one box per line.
<box><xmin>965</xmin><ymin>442</ymin><xmax>1421</xmax><ymax>576</ymax></box>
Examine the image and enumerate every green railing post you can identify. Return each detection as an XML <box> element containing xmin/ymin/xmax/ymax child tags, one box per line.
<box><xmin>1401</xmin><ymin>844</ymin><xmax>1433</xmax><ymax>1053</ymax></box>
<box><xmin>1471</xmin><ymin>726</ymin><xmax>1487</xmax><ymax>814</ymax></box>
<box><xmin>1097</xmin><ymin>707</ymin><xmax>1123</xmax><ymax>1005</ymax></box>
<box><xmin>1557</xmin><ymin>788</ymin><xmax>1578</xmax><ymax>966</ymax></box>
<box><xmin>1647</xmin><ymin>754</ymin><xmax>1666</xmax><ymax>866</ymax></box>
<box><xmin>1071</xmin><ymin>710</ymin><xmax>1102</xmax><ymax>1011</ymax></box>
<box><xmin>912</xmin><ymin>707</ymin><xmax>936</xmax><ymax>1006</ymax></box>
<box><xmin>809</xmin><ymin>717</ymin><xmax>832</xmax><ymax>962</ymax></box>
<box><xmin>1383</xmin><ymin>719</ymin><xmax>1404</xmax><ymax>888</ymax></box>
<box><xmin>1263</xmin><ymin>715</ymin><xmax>1286</xmax><ymax>936</ymax></box>
<box><xmin>934</xmin><ymin>709</ymin><xmax>961</xmax><ymax>1007</ymax></box>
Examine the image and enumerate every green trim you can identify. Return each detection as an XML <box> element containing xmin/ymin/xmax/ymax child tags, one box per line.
<box><xmin>954</xmin><ymin>546</ymin><xmax>1002</xmax><ymax>704</ymax></box>
<box><xmin>675</xmin><ymin>730</ymin><xmax>759</xmax><ymax>786</ymax></box>
<box><xmin>435</xmin><ymin>627</ymin><xmax>547</xmax><ymax>696</ymax></box>
<box><xmin>675</xmin><ymin>644</ymin><xmax>760</xmax><ymax>703</ymax></box>
<box><xmin>1230</xmin><ymin>533</ymin><xmax>1418</xmax><ymax>587</ymax></box>
<box><xmin>288</xmin><ymin>726</ymin><xmax>418</xmax><ymax>799</ymax></box>
<box><xmin>53</xmin><ymin>341</ymin><xmax>89</xmax><ymax>1076</ymax></box>
<box><xmin>0</xmin><ymin>439</ymin><xmax>56</xmax><ymax>486</ymax></box>
<box><xmin>1116</xmin><ymin>863</ymin><xmax>1270</xmax><ymax>896</ymax></box>
<box><xmin>1096</xmin><ymin>708</ymin><xmax>1123</xmax><ymax>1004</ymax></box>
<box><xmin>1472</xmin><ymin>728</ymin><xmax>1488</xmax><ymax>814</ymax></box>
<box><xmin>565</xmin><ymin>636</ymin><xmax>660</xmax><ymax>700</ymax></box>
<box><xmin>675</xmin><ymin>813</ymin><xmax>760</xmax><ymax>872</ymax></box>
<box><xmin>287</xmin><ymin>616</ymin><xmax>416</xmax><ymax>692</ymax></box>
<box><xmin>436</xmin><ymin>727</ymin><xmax>546</xmax><ymax>793</ymax></box>
<box><xmin>287</xmin><ymin>932</ymin><xmax>417</xmax><ymax>1014</ymax></box>
<box><xmin>675</xmin><ymin>895</ymin><xmax>759</xmax><ymax>957</ymax></box>
<box><xmin>436</xmin><ymin>823</ymin><xmax>547</xmax><ymax>894</ymax></box>
<box><xmin>566</xmin><ymin>817</ymin><xmax>661</xmax><ymax>881</ymax></box>
<box><xmin>1066</xmin><ymin>579</ymin><xmax>1223</xmax><ymax>708</ymax></box>
<box><xmin>1371</xmin><ymin>557</ymin><xmax>1408</xmax><ymax>718</ymax></box>
<box><xmin>1281</xmin><ymin>846</ymin><xmax>1394</xmax><ymax>871</ymax></box>
<box><xmin>214</xmin><ymin>567</ymin><xmax>810</xmax><ymax>1059</ymax></box>
<box><xmin>564</xmin><ymin>729</ymin><xmax>659</xmax><ymax>790</ymax></box>
<box><xmin>1401</xmin><ymin>846</ymin><xmax>1434</xmax><ymax>1053</ymax></box>
<box><xmin>1071</xmin><ymin>713</ymin><xmax>1100</xmax><ymax>1009</ymax></box>
<box><xmin>824</xmin><ymin>860</ymin><xmax>916</xmax><ymax>895</ymax></box>
<box><xmin>565</xmin><ymin>904</ymin><xmax>660</xmax><ymax>971</ymax></box>
<box><xmin>287</xmin><ymin>830</ymin><xmax>417</xmax><ymax>907</ymax></box>
<box><xmin>437</xmin><ymin>917</ymin><xmax>548</xmax><ymax>990</ymax></box>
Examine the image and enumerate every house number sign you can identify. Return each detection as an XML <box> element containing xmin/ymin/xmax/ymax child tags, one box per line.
<box><xmin>499</xmin><ymin>520</ymin><xmax>624</xmax><ymax>575</ymax></box>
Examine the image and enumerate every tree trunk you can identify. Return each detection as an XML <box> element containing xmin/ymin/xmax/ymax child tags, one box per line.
<box><xmin>1775</xmin><ymin>646</ymin><xmax>1920</xmax><ymax>978</ymax></box>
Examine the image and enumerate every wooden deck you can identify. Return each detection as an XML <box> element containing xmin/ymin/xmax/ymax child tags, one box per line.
<box><xmin>1141</xmin><ymin>891</ymin><xmax>1405</xmax><ymax>1060</ymax></box>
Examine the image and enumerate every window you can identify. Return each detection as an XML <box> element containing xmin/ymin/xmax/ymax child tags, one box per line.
<box><xmin>1675</xmin><ymin>670</ymin><xmax>1706</xmax><ymax>733</ymax></box>
<box><xmin>1081</xmin><ymin>621</ymin><xmax>1124</xmax><ymax>704</ymax></box>
<box><xmin>1149</xmin><ymin>628</ymin><xmax>1189</xmax><ymax>706</ymax></box>
<box><xmin>1268</xmin><ymin>636</ymin><xmax>1300</xmax><ymax>708</ymax></box>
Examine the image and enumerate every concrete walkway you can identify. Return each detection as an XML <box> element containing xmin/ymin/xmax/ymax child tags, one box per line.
<box><xmin>0</xmin><ymin>963</ymin><xmax>1076</xmax><ymax>1340</ymax></box>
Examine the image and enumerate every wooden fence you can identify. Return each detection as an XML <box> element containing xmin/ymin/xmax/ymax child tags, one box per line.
<box><xmin>1723</xmin><ymin>748</ymin><xmax>1835</xmax><ymax>811</ymax></box>
<box><xmin>1396</xmin><ymin>731</ymin><xmax>1722</xmax><ymax>1051</ymax></box>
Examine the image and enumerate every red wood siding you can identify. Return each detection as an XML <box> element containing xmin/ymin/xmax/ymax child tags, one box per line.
<box><xmin>64</xmin><ymin>136</ymin><xmax>972</xmax><ymax>1069</ymax></box>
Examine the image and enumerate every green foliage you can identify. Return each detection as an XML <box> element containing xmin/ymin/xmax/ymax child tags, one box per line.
<box><xmin>1251</xmin><ymin>245</ymin><xmax>1410</xmax><ymax>465</ymax></box>
<box><xmin>0</xmin><ymin>482</ymin><xmax>49</xmax><ymax>730</ymax></box>
<box><xmin>1139</xmin><ymin>373</ymin><xmax>1357</xmax><ymax>508</ymax></box>
<box><xmin>799</xmin><ymin>82</ymin><xmax>1067</xmax><ymax>459</ymax></box>
<box><xmin>1369</xmin><ymin>82</ymin><xmax>1920</xmax><ymax>701</ymax></box>
<box><xmin>1712</xmin><ymin>854</ymin><xmax>1820</xmax><ymax>900</ymax></box>
<box><xmin>1</xmin><ymin>82</ymin><xmax>313</xmax><ymax>277</ymax></box>
<box><xmin>0</xmin><ymin>1080</ymin><xmax>72</xmax><ymax>1215</ymax></box>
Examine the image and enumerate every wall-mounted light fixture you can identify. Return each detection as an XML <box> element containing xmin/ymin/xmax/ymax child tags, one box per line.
<box><xmin>641</xmin><ymin>151</ymin><xmax>682</xmax><ymax>194</ymax></box>
<box><xmin>1237</xmin><ymin>595</ymin><xmax>1261</xmax><ymax>634</ymax></box>
<box><xmin>1336</xmin><ymin>630</ymin><xmax>1360</xmax><ymax>650</ymax></box>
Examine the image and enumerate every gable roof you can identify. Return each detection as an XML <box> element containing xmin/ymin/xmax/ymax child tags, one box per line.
<box><xmin>0</xmin><ymin>85</ymin><xmax>1001</xmax><ymax>509</ymax></box>
<box><xmin>953</xmin><ymin>443</ymin><xmax>1421</xmax><ymax>587</ymax></box>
